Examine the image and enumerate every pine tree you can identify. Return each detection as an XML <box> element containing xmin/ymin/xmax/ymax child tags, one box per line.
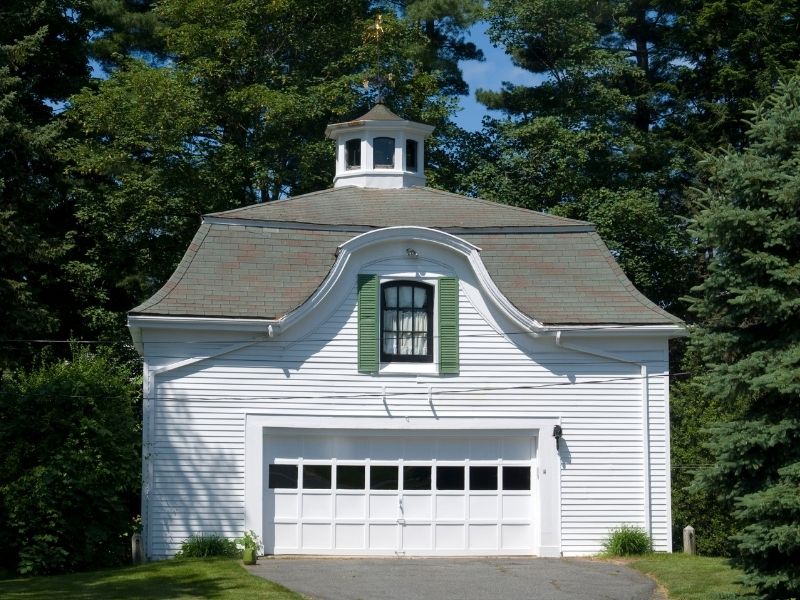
<box><xmin>689</xmin><ymin>76</ymin><xmax>800</xmax><ymax>599</ymax></box>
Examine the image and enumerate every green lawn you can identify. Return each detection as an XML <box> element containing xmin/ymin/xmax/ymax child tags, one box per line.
<box><xmin>629</xmin><ymin>553</ymin><xmax>755</xmax><ymax>600</ymax></box>
<box><xmin>0</xmin><ymin>558</ymin><xmax>302</xmax><ymax>600</ymax></box>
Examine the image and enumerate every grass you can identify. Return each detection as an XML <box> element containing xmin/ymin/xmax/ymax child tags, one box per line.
<box><xmin>628</xmin><ymin>553</ymin><xmax>756</xmax><ymax>600</ymax></box>
<box><xmin>0</xmin><ymin>558</ymin><xmax>302</xmax><ymax>600</ymax></box>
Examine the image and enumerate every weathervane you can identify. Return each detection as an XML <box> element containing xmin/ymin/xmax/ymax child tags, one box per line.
<box><xmin>363</xmin><ymin>14</ymin><xmax>394</xmax><ymax>104</ymax></box>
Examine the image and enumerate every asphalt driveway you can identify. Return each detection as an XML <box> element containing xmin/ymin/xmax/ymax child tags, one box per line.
<box><xmin>247</xmin><ymin>557</ymin><xmax>659</xmax><ymax>600</ymax></box>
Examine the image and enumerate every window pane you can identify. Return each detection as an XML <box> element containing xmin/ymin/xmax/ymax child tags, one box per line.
<box><xmin>383</xmin><ymin>333</ymin><xmax>396</xmax><ymax>354</ymax></box>
<box><xmin>399</xmin><ymin>332</ymin><xmax>413</xmax><ymax>355</ymax></box>
<box><xmin>470</xmin><ymin>466</ymin><xmax>498</xmax><ymax>490</ymax></box>
<box><xmin>399</xmin><ymin>309</ymin><xmax>413</xmax><ymax>332</ymax></box>
<box><xmin>374</xmin><ymin>137</ymin><xmax>394</xmax><ymax>168</ymax></box>
<box><xmin>383</xmin><ymin>309</ymin><xmax>397</xmax><ymax>332</ymax></box>
<box><xmin>413</xmin><ymin>333</ymin><xmax>427</xmax><ymax>355</ymax></box>
<box><xmin>269</xmin><ymin>464</ymin><xmax>297</xmax><ymax>489</ymax></box>
<box><xmin>437</xmin><ymin>466</ymin><xmax>465</xmax><ymax>490</ymax></box>
<box><xmin>413</xmin><ymin>287</ymin><xmax>427</xmax><ymax>308</ymax></box>
<box><xmin>403</xmin><ymin>466</ymin><xmax>431</xmax><ymax>490</ymax></box>
<box><xmin>384</xmin><ymin>287</ymin><xmax>397</xmax><ymax>308</ymax></box>
<box><xmin>502</xmin><ymin>466</ymin><xmax>531</xmax><ymax>491</ymax></box>
<box><xmin>413</xmin><ymin>311</ymin><xmax>427</xmax><ymax>331</ymax></box>
<box><xmin>399</xmin><ymin>286</ymin><xmax>413</xmax><ymax>307</ymax></box>
<box><xmin>406</xmin><ymin>139</ymin><xmax>418</xmax><ymax>171</ymax></box>
<box><xmin>346</xmin><ymin>139</ymin><xmax>361</xmax><ymax>169</ymax></box>
<box><xmin>303</xmin><ymin>464</ymin><xmax>332</xmax><ymax>489</ymax></box>
<box><xmin>371</xmin><ymin>466</ymin><xmax>399</xmax><ymax>490</ymax></box>
<box><xmin>337</xmin><ymin>465</ymin><xmax>365</xmax><ymax>490</ymax></box>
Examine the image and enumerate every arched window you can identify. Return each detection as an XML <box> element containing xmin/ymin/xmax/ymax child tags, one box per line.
<box><xmin>345</xmin><ymin>138</ymin><xmax>361</xmax><ymax>170</ymax></box>
<box><xmin>381</xmin><ymin>281</ymin><xmax>433</xmax><ymax>362</ymax></box>
<box><xmin>373</xmin><ymin>137</ymin><xmax>395</xmax><ymax>169</ymax></box>
<box><xmin>405</xmin><ymin>139</ymin><xmax>418</xmax><ymax>172</ymax></box>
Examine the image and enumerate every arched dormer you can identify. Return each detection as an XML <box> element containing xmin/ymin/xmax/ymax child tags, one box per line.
<box><xmin>325</xmin><ymin>104</ymin><xmax>434</xmax><ymax>189</ymax></box>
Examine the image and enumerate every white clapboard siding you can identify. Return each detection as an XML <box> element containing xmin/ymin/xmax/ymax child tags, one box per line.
<box><xmin>143</xmin><ymin>281</ymin><xmax>671</xmax><ymax>558</ymax></box>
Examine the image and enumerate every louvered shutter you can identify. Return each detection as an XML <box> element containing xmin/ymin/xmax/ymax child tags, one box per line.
<box><xmin>438</xmin><ymin>277</ymin><xmax>459</xmax><ymax>374</ymax></box>
<box><xmin>357</xmin><ymin>274</ymin><xmax>379</xmax><ymax>373</ymax></box>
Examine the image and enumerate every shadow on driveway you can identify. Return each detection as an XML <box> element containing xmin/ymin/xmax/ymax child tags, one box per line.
<box><xmin>247</xmin><ymin>557</ymin><xmax>658</xmax><ymax>600</ymax></box>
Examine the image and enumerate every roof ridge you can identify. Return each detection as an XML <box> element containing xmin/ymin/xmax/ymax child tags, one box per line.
<box><xmin>207</xmin><ymin>187</ymin><xmax>341</xmax><ymax>217</ymax></box>
<box><xmin>416</xmin><ymin>187</ymin><xmax>590</xmax><ymax>226</ymax></box>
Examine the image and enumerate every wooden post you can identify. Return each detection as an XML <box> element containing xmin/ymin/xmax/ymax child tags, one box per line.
<box><xmin>683</xmin><ymin>525</ymin><xmax>696</xmax><ymax>555</ymax></box>
<box><xmin>131</xmin><ymin>532</ymin><xmax>144</xmax><ymax>564</ymax></box>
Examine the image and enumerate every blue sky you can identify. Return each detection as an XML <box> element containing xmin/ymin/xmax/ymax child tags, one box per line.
<box><xmin>453</xmin><ymin>22</ymin><xmax>541</xmax><ymax>132</ymax></box>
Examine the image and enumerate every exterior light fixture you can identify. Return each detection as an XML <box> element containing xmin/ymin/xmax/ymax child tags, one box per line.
<box><xmin>406</xmin><ymin>248</ymin><xmax>418</xmax><ymax>258</ymax></box>
<box><xmin>553</xmin><ymin>425</ymin><xmax>563</xmax><ymax>450</ymax></box>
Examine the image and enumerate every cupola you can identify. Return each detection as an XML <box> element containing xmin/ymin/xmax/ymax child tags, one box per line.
<box><xmin>325</xmin><ymin>104</ymin><xmax>434</xmax><ymax>189</ymax></box>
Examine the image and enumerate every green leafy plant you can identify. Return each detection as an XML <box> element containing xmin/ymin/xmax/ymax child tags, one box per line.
<box><xmin>175</xmin><ymin>535</ymin><xmax>240</xmax><ymax>558</ymax></box>
<box><xmin>235</xmin><ymin>530</ymin><xmax>262</xmax><ymax>553</ymax></box>
<box><xmin>603</xmin><ymin>525</ymin><xmax>652</xmax><ymax>556</ymax></box>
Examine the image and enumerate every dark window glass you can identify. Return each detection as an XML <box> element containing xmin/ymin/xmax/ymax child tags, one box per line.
<box><xmin>346</xmin><ymin>138</ymin><xmax>361</xmax><ymax>169</ymax></box>
<box><xmin>269</xmin><ymin>464</ymin><xmax>298</xmax><ymax>489</ymax></box>
<box><xmin>406</xmin><ymin>139</ymin><xmax>418</xmax><ymax>171</ymax></box>
<box><xmin>370</xmin><ymin>465</ymin><xmax>399</xmax><ymax>490</ymax></box>
<box><xmin>303</xmin><ymin>464</ymin><xmax>332</xmax><ymax>489</ymax></box>
<box><xmin>502</xmin><ymin>466</ymin><xmax>531</xmax><ymax>491</ymax></box>
<box><xmin>470</xmin><ymin>466</ymin><xmax>498</xmax><ymax>490</ymax></box>
<box><xmin>381</xmin><ymin>282</ymin><xmax>433</xmax><ymax>363</ymax></box>
<box><xmin>437</xmin><ymin>466</ymin><xmax>465</xmax><ymax>490</ymax></box>
<box><xmin>403</xmin><ymin>466</ymin><xmax>431</xmax><ymax>490</ymax></box>
<box><xmin>373</xmin><ymin>137</ymin><xmax>394</xmax><ymax>168</ymax></box>
<box><xmin>337</xmin><ymin>465</ymin><xmax>365</xmax><ymax>490</ymax></box>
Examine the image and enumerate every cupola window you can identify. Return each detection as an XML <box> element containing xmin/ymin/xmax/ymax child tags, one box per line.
<box><xmin>406</xmin><ymin>139</ymin><xmax>418</xmax><ymax>172</ymax></box>
<box><xmin>373</xmin><ymin>137</ymin><xmax>395</xmax><ymax>169</ymax></box>
<box><xmin>345</xmin><ymin>138</ymin><xmax>361</xmax><ymax>170</ymax></box>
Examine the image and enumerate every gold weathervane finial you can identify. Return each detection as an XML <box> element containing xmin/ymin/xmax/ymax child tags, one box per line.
<box><xmin>363</xmin><ymin>14</ymin><xmax>391</xmax><ymax>103</ymax></box>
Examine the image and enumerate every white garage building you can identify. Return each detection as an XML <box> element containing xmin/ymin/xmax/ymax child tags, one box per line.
<box><xmin>128</xmin><ymin>105</ymin><xmax>684</xmax><ymax>559</ymax></box>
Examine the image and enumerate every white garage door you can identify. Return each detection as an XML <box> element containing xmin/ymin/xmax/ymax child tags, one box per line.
<box><xmin>263</xmin><ymin>431</ymin><xmax>537</xmax><ymax>555</ymax></box>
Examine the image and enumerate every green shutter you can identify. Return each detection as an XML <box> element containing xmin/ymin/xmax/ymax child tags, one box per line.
<box><xmin>438</xmin><ymin>277</ymin><xmax>459</xmax><ymax>374</ymax></box>
<box><xmin>357</xmin><ymin>274</ymin><xmax>378</xmax><ymax>373</ymax></box>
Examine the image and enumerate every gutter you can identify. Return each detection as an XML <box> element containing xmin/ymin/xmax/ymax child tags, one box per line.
<box><xmin>554</xmin><ymin>331</ymin><xmax>653</xmax><ymax>539</ymax></box>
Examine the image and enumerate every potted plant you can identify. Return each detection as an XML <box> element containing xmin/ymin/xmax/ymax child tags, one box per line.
<box><xmin>237</xmin><ymin>530</ymin><xmax>261</xmax><ymax>565</ymax></box>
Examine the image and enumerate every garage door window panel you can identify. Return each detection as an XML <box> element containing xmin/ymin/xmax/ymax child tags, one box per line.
<box><xmin>337</xmin><ymin>465</ymin><xmax>366</xmax><ymax>490</ymax></box>
<box><xmin>269</xmin><ymin>464</ymin><xmax>298</xmax><ymax>489</ymax></box>
<box><xmin>502</xmin><ymin>466</ymin><xmax>531</xmax><ymax>491</ymax></box>
<box><xmin>370</xmin><ymin>465</ymin><xmax>399</xmax><ymax>490</ymax></box>
<box><xmin>437</xmin><ymin>466</ymin><xmax>465</xmax><ymax>490</ymax></box>
<box><xmin>303</xmin><ymin>464</ymin><xmax>332</xmax><ymax>489</ymax></box>
<box><xmin>470</xmin><ymin>466</ymin><xmax>498</xmax><ymax>490</ymax></box>
<box><xmin>403</xmin><ymin>466</ymin><xmax>432</xmax><ymax>490</ymax></box>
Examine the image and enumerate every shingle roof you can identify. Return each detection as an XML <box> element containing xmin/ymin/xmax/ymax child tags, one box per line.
<box><xmin>209</xmin><ymin>186</ymin><xmax>587</xmax><ymax>230</ymax></box>
<box><xmin>132</xmin><ymin>187</ymin><xmax>681</xmax><ymax>326</ymax></box>
<box><xmin>355</xmin><ymin>104</ymin><xmax>404</xmax><ymax>121</ymax></box>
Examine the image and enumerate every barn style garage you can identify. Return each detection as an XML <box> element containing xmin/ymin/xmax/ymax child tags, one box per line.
<box><xmin>129</xmin><ymin>105</ymin><xmax>683</xmax><ymax>559</ymax></box>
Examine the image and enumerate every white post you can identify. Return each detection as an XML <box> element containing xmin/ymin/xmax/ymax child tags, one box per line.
<box><xmin>683</xmin><ymin>525</ymin><xmax>696</xmax><ymax>555</ymax></box>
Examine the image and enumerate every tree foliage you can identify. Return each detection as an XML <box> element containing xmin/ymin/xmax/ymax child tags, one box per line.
<box><xmin>459</xmin><ymin>0</ymin><xmax>800</xmax><ymax>313</ymax></box>
<box><xmin>61</xmin><ymin>0</ymin><xmax>479</xmax><ymax>342</ymax></box>
<box><xmin>689</xmin><ymin>76</ymin><xmax>800</xmax><ymax>598</ymax></box>
<box><xmin>0</xmin><ymin>349</ymin><xmax>141</xmax><ymax>575</ymax></box>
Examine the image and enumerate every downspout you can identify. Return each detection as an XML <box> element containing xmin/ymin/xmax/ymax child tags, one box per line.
<box><xmin>554</xmin><ymin>331</ymin><xmax>652</xmax><ymax>538</ymax></box>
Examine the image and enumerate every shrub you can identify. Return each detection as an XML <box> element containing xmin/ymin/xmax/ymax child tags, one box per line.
<box><xmin>0</xmin><ymin>349</ymin><xmax>141</xmax><ymax>575</ymax></box>
<box><xmin>603</xmin><ymin>525</ymin><xmax>652</xmax><ymax>556</ymax></box>
<box><xmin>175</xmin><ymin>535</ymin><xmax>240</xmax><ymax>558</ymax></box>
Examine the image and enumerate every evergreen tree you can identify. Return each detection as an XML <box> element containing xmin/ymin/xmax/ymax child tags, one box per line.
<box><xmin>689</xmin><ymin>76</ymin><xmax>800</xmax><ymax>598</ymax></box>
<box><xmin>63</xmin><ymin>1</ymin><xmax>475</xmax><ymax>341</ymax></box>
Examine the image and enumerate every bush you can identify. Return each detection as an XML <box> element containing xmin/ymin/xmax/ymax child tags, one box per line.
<box><xmin>175</xmin><ymin>535</ymin><xmax>240</xmax><ymax>558</ymax></box>
<box><xmin>603</xmin><ymin>525</ymin><xmax>652</xmax><ymax>556</ymax></box>
<box><xmin>0</xmin><ymin>349</ymin><xmax>141</xmax><ymax>575</ymax></box>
